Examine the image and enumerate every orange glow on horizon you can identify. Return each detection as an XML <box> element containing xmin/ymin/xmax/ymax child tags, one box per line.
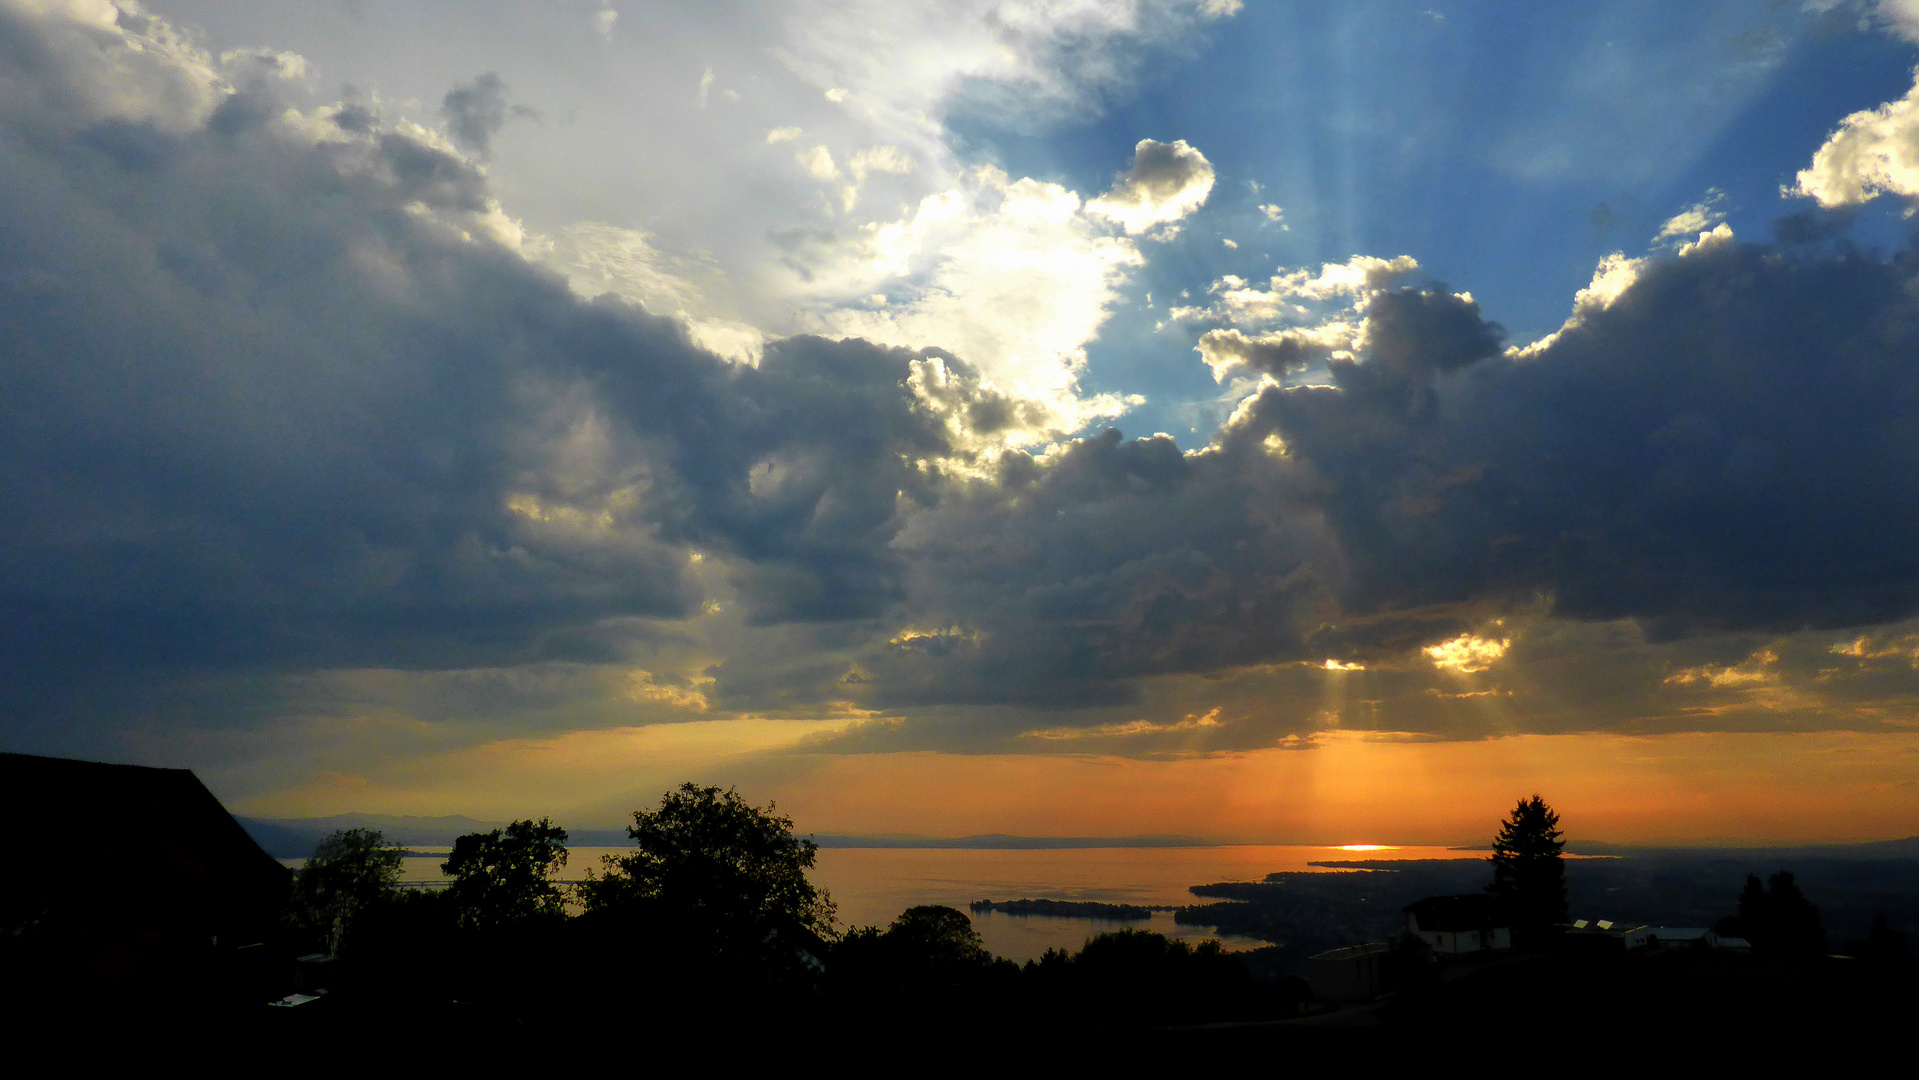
<box><xmin>231</xmin><ymin>726</ymin><xmax>1919</xmax><ymax>846</ymax></box>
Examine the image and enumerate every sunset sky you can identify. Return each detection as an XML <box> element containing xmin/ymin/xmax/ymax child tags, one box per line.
<box><xmin>8</xmin><ymin>0</ymin><xmax>1919</xmax><ymax>844</ymax></box>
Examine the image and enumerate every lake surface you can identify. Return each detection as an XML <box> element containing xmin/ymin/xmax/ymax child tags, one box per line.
<box><xmin>293</xmin><ymin>843</ymin><xmax>1480</xmax><ymax>963</ymax></box>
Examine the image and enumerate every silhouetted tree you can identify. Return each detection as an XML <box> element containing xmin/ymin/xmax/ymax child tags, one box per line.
<box><xmin>1052</xmin><ymin>929</ymin><xmax>1254</xmax><ymax>1022</ymax></box>
<box><xmin>883</xmin><ymin>904</ymin><xmax>990</xmax><ymax>967</ymax></box>
<box><xmin>1487</xmin><ymin>795</ymin><xmax>1567</xmax><ymax>944</ymax></box>
<box><xmin>1733</xmin><ymin>871</ymin><xmax>1827</xmax><ymax>959</ymax></box>
<box><xmin>289</xmin><ymin>828</ymin><xmax>403</xmax><ymax>954</ymax></box>
<box><xmin>578</xmin><ymin>783</ymin><xmax>833</xmax><ymax>984</ymax></box>
<box><xmin>828</xmin><ymin>905</ymin><xmax>1006</xmax><ymax>1006</ymax></box>
<box><xmin>442</xmin><ymin>818</ymin><xmax>569</xmax><ymax>930</ymax></box>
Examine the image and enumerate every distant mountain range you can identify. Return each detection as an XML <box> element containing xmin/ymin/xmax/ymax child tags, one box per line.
<box><xmin>806</xmin><ymin>833</ymin><xmax>1214</xmax><ymax>850</ymax></box>
<box><xmin>239</xmin><ymin>814</ymin><xmax>504</xmax><ymax>857</ymax></box>
<box><xmin>238</xmin><ymin>817</ymin><xmax>1219</xmax><ymax>858</ymax></box>
<box><xmin>238</xmin><ymin>813</ymin><xmax>1919</xmax><ymax>862</ymax></box>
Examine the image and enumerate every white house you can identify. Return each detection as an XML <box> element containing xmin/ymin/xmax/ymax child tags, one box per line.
<box><xmin>1404</xmin><ymin>895</ymin><xmax>1512</xmax><ymax>954</ymax></box>
<box><xmin>1567</xmin><ymin>919</ymin><xmax>1651</xmax><ymax>950</ymax></box>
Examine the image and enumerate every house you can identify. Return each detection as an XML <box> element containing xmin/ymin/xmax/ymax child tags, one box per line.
<box><xmin>1404</xmin><ymin>894</ymin><xmax>1512</xmax><ymax>954</ymax></box>
<box><xmin>1563</xmin><ymin>919</ymin><xmax>1651</xmax><ymax>953</ymax></box>
<box><xmin>0</xmin><ymin>751</ymin><xmax>292</xmax><ymax>1001</ymax></box>
<box><xmin>1643</xmin><ymin>926</ymin><xmax>1721</xmax><ymax>950</ymax></box>
<box><xmin>1306</xmin><ymin>940</ymin><xmax>1396</xmax><ymax>1002</ymax></box>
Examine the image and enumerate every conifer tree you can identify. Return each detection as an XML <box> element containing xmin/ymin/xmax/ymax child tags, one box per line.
<box><xmin>1487</xmin><ymin>795</ymin><xmax>1568</xmax><ymax>943</ymax></box>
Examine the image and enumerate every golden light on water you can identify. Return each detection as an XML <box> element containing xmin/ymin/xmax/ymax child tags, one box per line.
<box><xmin>1333</xmin><ymin>844</ymin><xmax>1399</xmax><ymax>851</ymax></box>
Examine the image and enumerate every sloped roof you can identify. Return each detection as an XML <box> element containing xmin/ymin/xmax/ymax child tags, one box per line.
<box><xmin>1</xmin><ymin>752</ymin><xmax>289</xmax><ymax>940</ymax></box>
<box><xmin>1404</xmin><ymin>893</ymin><xmax>1510</xmax><ymax>931</ymax></box>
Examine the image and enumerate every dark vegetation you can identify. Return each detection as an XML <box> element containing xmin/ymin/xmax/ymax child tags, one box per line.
<box><xmin>1174</xmin><ymin>853</ymin><xmax>1919</xmax><ymax>964</ymax></box>
<box><xmin>11</xmin><ymin>774</ymin><xmax>1919</xmax><ymax>1057</ymax></box>
<box><xmin>278</xmin><ymin>791</ymin><xmax>1919</xmax><ymax>1055</ymax></box>
<box><xmin>1488</xmin><ymin>794</ymin><xmax>1567</xmax><ymax>944</ymax></box>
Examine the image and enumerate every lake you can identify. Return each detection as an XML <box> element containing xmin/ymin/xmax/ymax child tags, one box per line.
<box><xmin>330</xmin><ymin>843</ymin><xmax>1479</xmax><ymax>962</ymax></box>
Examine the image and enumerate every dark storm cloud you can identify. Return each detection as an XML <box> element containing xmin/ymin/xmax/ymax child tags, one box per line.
<box><xmin>439</xmin><ymin>72</ymin><xmax>535</xmax><ymax>157</ymax></box>
<box><xmin>861</xmin><ymin>427</ymin><xmax>1345</xmax><ymax>709</ymax></box>
<box><xmin>10</xmin><ymin>3</ymin><xmax>1919</xmax><ymax>756</ymax></box>
<box><xmin>849</xmin><ymin>238</ymin><xmax>1919</xmax><ymax>715</ymax></box>
<box><xmin>0</xmin><ymin>8</ymin><xmax>989</xmax><ymax>742</ymax></box>
<box><xmin>1252</xmin><ymin>239</ymin><xmax>1919</xmax><ymax>637</ymax></box>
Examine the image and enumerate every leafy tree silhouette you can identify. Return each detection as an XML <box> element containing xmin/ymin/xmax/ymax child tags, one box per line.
<box><xmin>290</xmin><ymin>828</ymin><xmax>403</xmax><ymax>954</ymax></box>
<box><xmin>578</xmin><ymin>783</ymin><xmax>834</xmax><ymax>985</ymax></box>
<box><xmin>442</xmin><ymin>818</ymin><xmax>569</xmax><ymax>930</ymax></box>
<box><xmin>1487</xmin><ymin>795</ymin><xmax>1567</xmax><ymax>945</ymax></box>
<box><xmin>830</xmin><ymin>904</ymin><xmax>1004</xmax><ymax>1004</ymax></box>
<box><xmin>881</xmin><ymin>904</ymin><xmax>991</xmax><ymax>968</ymax></box>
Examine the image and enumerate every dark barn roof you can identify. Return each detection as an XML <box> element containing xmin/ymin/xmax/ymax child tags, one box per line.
<box><xmin>0</xmin><ymin>752</ymin><xmax>290</xmax><ymax>950</ymax></box>
<box><xmin>1404</xmin><ymin>893</ymin><xmax>1511</xmax><ymax>932</ymax></box>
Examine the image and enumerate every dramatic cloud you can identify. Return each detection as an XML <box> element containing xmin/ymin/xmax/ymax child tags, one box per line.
<box><xmin>1084</xmin><ymin>138</ymin><xmax>1216</xmax><ymax>235</ymax></box>
<box><xmin>9</xmin><ymin>0</ymin><xmax>1919</xmax><ymax>792</ymax></box>
<box><xmin>0</xmin><ymin>3</ymin><xmax>1016</xmax><ymax>727</ymax></box>
<box><xmin>806</xmin><ymin>165</ymin><xmax>1148</xmax><ymax>436</ymax></box>
<box><xmin>439</xmin><ymin>72</ymin><xmax>534</xmax><ymax>158</ymax></box>
<box><xmin>1793</xmin><ymin>67</ymin><xmax>1919</xmax><ymax>206</ymax></box>
<box><xmin>1654</xmin><ymin>190</ymin><xmax>1726</xmax><ymax>242</ymax></box>
<box><xmin>1193</xmin><ymin>325</ymin><xmax>1348</xmax><ymax>381</ymax></box>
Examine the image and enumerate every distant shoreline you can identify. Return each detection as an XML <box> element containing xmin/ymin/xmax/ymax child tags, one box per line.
<box><xmin>808</xmin><ymin>834</ymin><xmax>1217</xmax><ymax>850</ymax></box>
<box><xmin>238</xmin><ymin>815</ymin><xmax>1919</xmax><ymax>860</ymax></box>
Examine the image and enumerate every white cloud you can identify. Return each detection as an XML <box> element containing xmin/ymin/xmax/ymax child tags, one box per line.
<box><xmin>1511</xmin><ymin>250</ymin><xmax>1646</xmax><ymax>358</ymax></box>
<box><xmin>1676</xmin><ymin>222</ymin><xmax>1734</xmax><ymax>259</ymax></box>
<box><xmin>540</xmin><ymin>222</ymin><xmax>764</xmax><ymax>364</ymax></box>
<box><xmin>804</xmin><ymin>165</ymin><xmax>1148</xmax><ymax>437</ymax></box>
<box><xmin>1184</xmin><ymin>254</ymin><xmax>1419</xmax><ymax>326</ymax></box>
<box><xmin>1424</xmin><ymin>634</ymin><xmax>1510</xmax><ymax>675</ymax></box>
<box><xmin>543</xmin><ymin>2</ymin><xmax>1239</xmax><ymax>446</ymax></box>
<box><xmin>1196</xmin><ymin>324</ymin><xmax>1354</xmax><ymax>381</ymax></box>
<box><xmin>1792</xmin><ymin>69</ymin><xmax>1919</xmax><ymax>206</ymax></box>
<box><xmin>1655</xmin><ymin>189</ymin><xmax>1726</xmax><ymax>241</ymax></box>
<box><xmin>698</xmin><ymin>65</ymin><xmax>715</xmax><ymax>108</ymax></box>
<box><xmin>593</xmin><ymin>3</ymin><xmax>619</xmax><ymax>39</ymax></box>
<box><xmin>1085</xmin><ymin>138</ymin><xmax>1216</xmax><ymax>234</ymax></box>
<box><xmin>849</xmin><ymin>145</ymin><xmax>914</xmax><ymax>180</ymax></box>
<box><xmin>796</xmin><ymin>145</ymin><xmax>840</xmax><ymax>181</ymax></box>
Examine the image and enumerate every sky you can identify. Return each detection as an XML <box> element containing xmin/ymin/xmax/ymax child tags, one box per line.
<box><xmin>7</xmin><ymin>0</ymin><xmax>1919</xmax><ymax>844</ymax></box>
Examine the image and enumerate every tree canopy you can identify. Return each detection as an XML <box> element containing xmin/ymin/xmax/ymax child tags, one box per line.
<box><xmin>884</xmin><ymin>905</ymin><xmax>990</xmax><ymax>968</ymax></box>
<box><xmin>290</xmin><ymin>828</ymin><xmax>404</xmax><ymax>954</ymax></box>
<box><xmin>1733</xmin><ymin>871</ymin><xmax>1827</xmax><ymax>959</ymax></box>
<box><xmin>832</xmin><ymin>904</ymin><xmax>990</xmax><ymax>987</ymax></box>
<box><xmin>1487</xmin><ymin>794</ymin><xmax>1567</xmax><ymax>939</ymax></box>
<box><xmin>578</xmin><ymin>783</ymin><xmax>834</xmax><ymax>977</ymax></box>
<box><xmin>442</xmin><ymin>818</ymin><xmax>570</xmax><ymax>930</ymax></box>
